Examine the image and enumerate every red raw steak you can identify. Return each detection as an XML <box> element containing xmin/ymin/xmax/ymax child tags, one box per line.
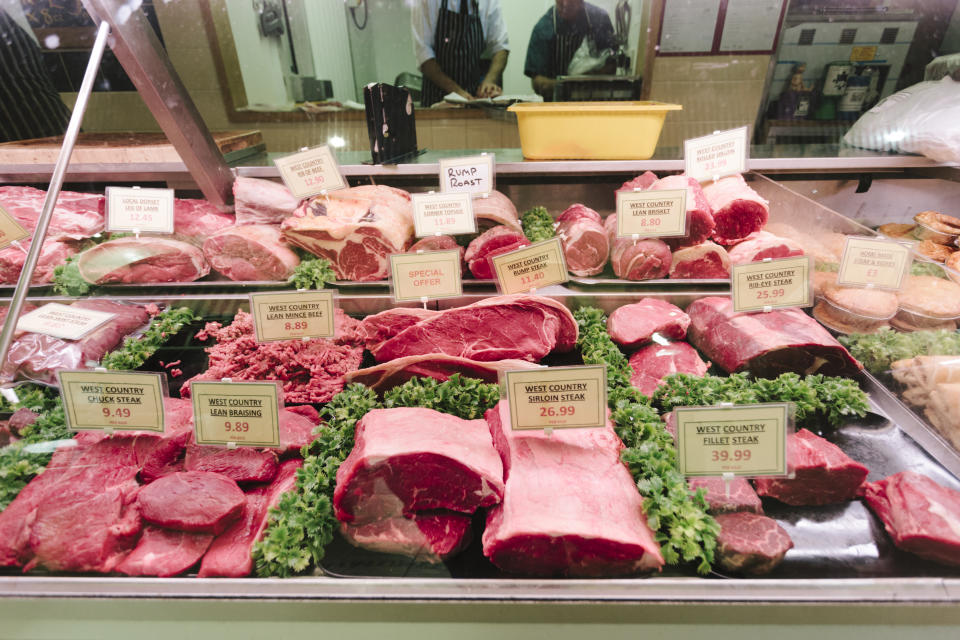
<box><xmin>202</xmin><ymin>224</ymin><xmax>300</xmax><ymax>281</ymax></box>
<box><xmin>607</xmin><ymin>298</ymin><xmax>690</xmax><ymax>349</ymax></box>
<box><xmin>628</xmin><ymin>342</ymin><xmax>708</xmax><ymax>397</ymax></box>
<box><xmin>115</xmin><ymin>526</ymin><xmax>214</xmax><ymax>577</ymax></box>
<box><xmin>345</xmin><ymin>354</ymin><xmax>540</xmax><ymax>392</ymax></box>
<box><xmin>728</xmin><ymin>230</ymin><xmax>804</xmax><ymax>265</ymax></box>
<box><xmin>703</xmin><ymin>175</ymin><xmax>769</xmax><ymax>245</ymax></box>
<box><xmin>714</xmin><ymin>512</ymin><xmax>793</xmax><ymax>575</ymax></box>
<box><xmin>358</xmin><ymin>307</ymin><xmax>439</xmax><ymax>358</ymax></box>
<box><xmin>556</xmin><ymin>204</ymin><xmax>608</xmax><ymax>276</ymax></box>
<box><xmin>184</xmin><ymin>445</ymin><xmax>279</xmax><ymax>483</ymax></box>
<box><xmin>669</xmin><ymin>241</ymin><xmax>731</xmax><ymax>279</ymax></box>
<box><xmin>137</xmin><ymin>471</ymin><xmax>245</xmax><ymax>534</ymax></box>
<box><xmin>340</xmin><ymin>511</ymin><xmax>473</xmax><ymax>563</ymax></box>
<box><xmin>647</xmin><ymin>174</ymin><xmax>715</xmax><ymax>249</ymax></box>
<box><xmin>688</xmin><ymin>476</ymin><xmax>763</xmax><ymax>514</ymax></box>
<box><xmin>464</xmin><ymin>225</ymin><xmax>528</xmax><ymax>279</ymax></box>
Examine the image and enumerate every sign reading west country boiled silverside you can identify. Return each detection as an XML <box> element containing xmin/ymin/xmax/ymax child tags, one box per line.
<box><xmin>274</xmin><ymin>145</ymin><xmax>347</xmax><ymax>199</ymax></box>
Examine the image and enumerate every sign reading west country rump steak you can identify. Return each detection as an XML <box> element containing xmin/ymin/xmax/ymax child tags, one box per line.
<box><xmin>491</xmin><ymin>238</ymin><xmax>568</xmax><ymax>294</ymax></box>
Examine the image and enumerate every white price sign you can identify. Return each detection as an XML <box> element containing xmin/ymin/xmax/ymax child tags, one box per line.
<box><xmin>684</xmin><ymin>126</ymin><xmax>749</xmax><ymax>182</ymax></box>
<box><xmin>438</xmin><ymin>154</ymin><xmax>494</xmax><ymax>196</ymax></box>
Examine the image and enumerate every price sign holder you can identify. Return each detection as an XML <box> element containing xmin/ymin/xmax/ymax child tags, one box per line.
<box><xmin>615</xmin><ymin>188</ymin><xmax>688</xmax><ymax>238</ymax></box>
<box><xmin>105</xmin><ymin>186</ymin><xmax>175</xmax><ymax>234</ymax></box>
<box><xmin>490</xmin><ymin>237</ymin><xmax>568</xmax><ymax>295</ymax></box>
<box><xmin>249</xmin><ymin>290</ymin><xmax>336</xmax><ymax>342</ymax></box>
<box><xmin>438</xmin><ymin>153</ymin><xmax>495</xmax><ymax>196</ymax></box>
<box><xmin>684</xmin><ymin>126</ymin><xmax>749</xmax><ymax>183</ymax></box>
<box><xmin>502</xmin><ymin>365</ymin><xmax>607</xmax><ymax>431</ymax></box>
<box><xmin>58</xmin><ymin>370</ymin><xmax>167</xmax><ymax>433</ymax></box>
<box><xmin>16</xmin><ymin>303</ymin><xmax>115</xmax><ymax>341</ymax></box>
<box><xmin>389</xmin><ymin>249</ymin><xmax>463</xmax><ymax>303</ymax></box>
<box><xmin>190</xmin><ymin>380</ymin><xmax>282</xmax><ymax>448</ymax></box>
<box><xmin>675</xmin><ymin>403</ymin><xmax>793</xmax><ymax>477</ymax></box>
<box><xmin>837</xmin><ymin>236</ymin><xmax>913</xmax><ymax>290</ymax></box>
<box><xmin>274</xmin><ymin>145</ymin><xmax>347</xmax><ymax>199</ymax></box>
<box><xmin>0</xmin><ymin>204</ymin><xmax>30</xmax><ymax>251</ymax></box>
<box><xmin>731</xmin><ymin>255</ymin><xmax>813</xmax><ymax>313</ymax></box>
<box><xmin>411</xmin><ymin>191</ymin><xmax>477</xmax><ymax>237</ymax></box>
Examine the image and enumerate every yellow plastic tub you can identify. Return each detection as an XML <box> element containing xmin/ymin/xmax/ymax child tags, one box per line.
<box><xmin>508</xmin><ymin>101</ymin><xmax>682</xmax><ymax>160</ymax></box>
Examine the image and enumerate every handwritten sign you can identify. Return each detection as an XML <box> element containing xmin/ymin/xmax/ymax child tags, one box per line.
<box><xmin>732</xmin><ymin>256</ymin><xmax>812</xmax><ymax>313</ymax></box>
<box><xmin>837</xmin><ymin>236</ymin><xmax>912</xmax><ymax>290</ymax></box>
<box><xmin>616</xmin><ymin>188</ymin><xmax>687</xmax><ymax>238</ymax></box>
<box><xmin>491</xmin><ymin>238</ymin><xmax>568</xmax><ymax>294</ymax></box>
<box><xmin>58</xmin><ymin>371</ymin><xmax>166</xmax><ymax>433</ymax></box>
<box><xmin>16</xmin><ymin>303</ymin><xmax>115</xmax><ymax>341</ymax></box>
<box><xmin>190</xmin><ymin>381</ymin><xmax>281</xmax><ymax>447</ymax></box>
<box><xmin>274</xmin><ymin>145</ymin><xmax>347</xmax><ymax>199</ymax></box>
<box><xmin>438</xmin><ymin>154</ymin><xmax>494</xmax><ymax>196</ymax></box>
<box><xmin>675</xmin><ymin>404</ymin><xmax>790</xmax><ymax>477</ymax></box>
<box><xmin>105</xmin><ymin>187</ymin><xmax>175</xmax><ymax>234</ymax></box>
<box><xmin>389</xmin><ymin>250</ymin><xmax>462</xmax><ymax>302</ymax></box>
<box><xmin>249</xmin><ymin>290</ymin><xmax>335</xmax><ymax>342</ymax></box>
<box><xmin>504</xmin><ymin>365</ymin><xmax>607</xmax><ymax>431</ymax></box>
<box><xmin>412</xmin><ymin>192</ymin><xmax>476</xmax><ymax>237</ymax></box>
<box><xmin>0</xmin><ymin>205</ymin><xmax>30</xmax><ymax>251</ymax></box>
<box><xmin>684</xmin><ymin>126</ymin><xmax>749</xmax><ymax>182</ymax></box>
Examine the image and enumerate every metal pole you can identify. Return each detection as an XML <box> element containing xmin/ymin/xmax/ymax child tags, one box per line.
<box><xmin>0</xmin><ymin>21</ymin><xmax>111</xmax><ymax>383</ymax></box>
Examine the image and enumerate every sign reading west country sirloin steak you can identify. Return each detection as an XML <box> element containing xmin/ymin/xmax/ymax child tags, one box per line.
<box><xmin>504</xmin><ymin>365</ymin><xmax>607</xmax><ymax>431</ymax></box>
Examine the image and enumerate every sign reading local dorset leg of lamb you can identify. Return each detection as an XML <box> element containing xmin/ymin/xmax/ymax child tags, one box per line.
<box><xmin>249</xmin><ymin>290</ymin><xmax>336</xmax><ymax>342</ymax></box>
<box><xmin>0</xmin><ymin>205</ymin><xmax>30</xmax><ymax>251</ymax></box>
<box><xmin>190</xmin><ymin>381</ymin><xmax>281</xmax><ymax>448</ymax></box>
<box><xmin>274</xmin><ymin>144</ymin><xmax>347</xmax><ymax>199</ymax></box>
<box><xmin>389</xmin><ymin>249</ymin><xmax>463</xmax><ymax>302</ymax></box>
<box><xmin>105</xmin><ymin>186</ymin><xmax>175</xmax><ymax>234</ymax></box>
<box><xmin>411</xmin><ymin>191</ymin><xmax>477</xmax><ymax>236</ymax></box>
<box><xmin>616</xmin><ymin>188</ymin><xmax>688</xmax><ymax>238</ymax></box>
<box><xmin>491</xmin><ymin>238</ymin><xmax>568</xmax><ymax>294</ymax></box>
<box><xmin>58</xmin><ymin>371</ymin><xmax>167</xmax><ymax>433</ymax></box>
<box><xmin>837</xmin><ymin>236</ymin><xmax>913</xmax><ymax>290</ymax></box>
<box><xmin>731</xmin><ymin>255</ymin><xmax>813</xmax><ymax>313</ymax></box>
<box><xmin>504</xmin><ymin>365</ymin><xmax>607</xmax><ymax>431</ymax></box>
<box><xmin>438</xmin><ymin>154</ymin><xmax>494</xmax><ymax>196</ymax></box>
<box><xmin>684</xmin><ymin>126</ymin><xmax>749</xmax><ymax>183</ymax></box>
<box><xmin>675</xmin><ymin>404</ymin><xmax>791</xmax><ymax>477</ymax></box>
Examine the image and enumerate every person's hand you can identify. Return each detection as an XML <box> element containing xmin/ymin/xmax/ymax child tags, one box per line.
<box><xmin>476</xmin><ymin>81</ymin><xmax>502</xmax><ymax>98</ymax></box>
<box><xmin>456</xmin><ymin>88</ymin><xmax>473</xmax><ymax>100</ymax></box>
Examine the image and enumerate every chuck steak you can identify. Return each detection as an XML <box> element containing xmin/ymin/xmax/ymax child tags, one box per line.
<box><xmin>647</xmin><ymin>174</ymin><xmax>715</xmax><ymax>249</ymax></box>
<box><xmin>464</xmin><ymin>225</ymin><xmax>528</xmax><ymax>279</ymax></box>
<box><xmin>115</xmin><ymin>526</ymin><xmax>214</xmax><ymax>577</ymax></box>
<box><xmin>372</xmin><ymin>294</ymin><xmax>577</xmax><ymax>363</ymax></box>
<box><xmin>628</xmin><ymin>342</ymin><xmax>708</xmax><ymax>397</ymax></box>
<box><xmin>688</xmin><ymin>476</ymin><xmax>763</xmax><ymax>514</ymax></box>
<box><xmin>686</xmin><ymin>297</ymin><xmax>861</xmax><ymax>377</ymax></box>
<box><xmin>669</xmin><ymin>241</ymin><xmax>731</xmax><ymax>279</ymax></box>
<box><xmin>340</xmin><ymin>511</ymin><xmax>473</xmax><ymax>563</ymax></box>
<box><xmin>605</xmin><ymin>215</ymin><xmax>672</xmax><ymax>280</ymax></box>
<box><xmin>858</xmin><ymin>471</ymin><xmax>960</xmax><ymax>567</ymax></box>
<box><xmin>345</xmin><ymin>354</ymin><xmax>540</xmax><ymax>392</ymax></box>
<box><xmin>137</xmin><ymin>471</ymin><xmax>245</xmax><ymax>534</ymax></box>
<box><xmin>753</xmin><ymin>428</ymin><xmax>869</xmax><ymax>506</ymax></box>
<box><xmin>202</xmin><ymin>224</ymin><xmax>300</xmax><ymax>281</ymax></box>
<box><xmin>472</xmin><ymin>190</ymin><xmax>522</xmax><ymax>232</ymax></box>
<box><xmin>482</xmin><ymin>400</ymin><xmax>664</xmax><ymax>576</ymax></box>
<box><xmin>714</xmin><ymin>512</ymin><xmax>793</xmax><ymax>575</ymax></box>
<box><xmin>728</xmin><ymin>230</ymin><xmax>804</xmax><ymax>265</ymax></box>
<box><xmin>233</xmin><ymin>176</ymin><xmax>301</xmax><ymax>226</ymax></box>
<box><xmin>281</xmin><ymin>185</ymin><xmax>413</xmax><ymax>281</ymax></box>
<box><xmin>556</xmin><ymin>204</ymin><xmax>609</xmax><ymax>276</ymax></box>
<box><xmin>0</xmin><ymin>185</ymin><xmax>104</xmax><ymax>240</ymax></box>
<box><xmin>607</xmin><ymin>298</ymin><xmax>690</xmax><ymax>349</ymax></box>
<box><xmin>76</xmin><ymin>237</ymin><xmax>209</xmax><ymax>284</ymax></box>
<box><xmin>703</xmin><ymin>175</ymin><xmax>769</xmax><ymax>245</ymax></box>
<box><xmin>333</xmin><ymin>407</ymin><xmax>504</xmax><ymax>523</ymax></box>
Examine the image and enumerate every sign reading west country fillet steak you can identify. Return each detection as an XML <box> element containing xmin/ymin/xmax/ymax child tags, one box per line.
<box><xmin>491</xmin><ymin>237</ymin><xmax>568</xmax><ymax>294</ymax></box>
<box><xmin>732</xmin><ymin>256</ymin><xmax>813</xmax><ymax>313</ymax></box>
<box><xmin>105</xmin><ymin>186</ymin><xmax>175</xmax><ymax>234</ymax></box>
<box><xmin>274</xmin><ymin>145</ymin><xmax>347</xmax><ymax>199</ymax></box>
<box><xmin>837</xmin><ymin>236</ymin><xmax>912</xmax><ymax>290</ymax></box>
<box><xmin>504</xmin><ymin>365</ymin><xmax>607</xmax><ymax>431</ymax></box>
<box><xmin>249</xmin><ymin>290</ymin><xmax>336</xmax><ymax>342</ymax></box>
<box><xmin>190</xmin><ymin>381</ymin><xmax>281</xmax><ymax>448</ymax></box>
<box><xmin>0</xmin><ymin>204</ymin><xmax>30</xmax><ymax>250</ymax></box>
<box><xmin>616</xmin><ymin>188</ymin><xmax>688</xmax><ymax>238</ymax></box>
<box><xmin>58</xmin><ymin>371</ymin><xmax>166</xmax><ymax>433</ymax></box>
<box><xmin>675</xmin><ymin>404</ymin><xmax>790</xmax><ymax>477</ymax></box>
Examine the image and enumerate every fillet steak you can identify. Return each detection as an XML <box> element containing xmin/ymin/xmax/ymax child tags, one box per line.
<box><xmin>647</xmin><ymin>174</ymin><xmax>715</xmax><ymax>249</ymax></box>
<box><xmin>714</xmin><ymin>512</ymin><xmax>793</xmax><ymax>575</ymax></box>
<box><xmin>76</xmin><ymin>237</ymin><xmax>210</xmax><ymax>284</ymax></box>
<box><xmin>555</xmin><ymin>204</ymin><xmax>609</xmax><ymax>276</ymax></box>
<box><xmin>340</xmin><ymin>511</ymin><xmax>473</xmax><ymax>563</ymax></box>
<box><xmin>333</xmin><ymin>407</ymin><xmax>505</xmax><ymax>523</ymax></box>
<box><xmin>202</xmin><ymin>224</ymin><xmax>300</xmax><ymax>281</ymax></box>
<box><xmin>669</xmin><ymin>241</ymin><xmax>731</xmax><ymax>279</ymax></box>
<box><xmin>688</xmin><ymin>476</ymin><xmax>763</xmax><ymax>514</ymax></box>
<box><xmin>703</xmin><ymin>174</ymin><xmax>770</xmax><ymax>245</ymax></box>
<box><xmin>482</xmin><ymin>400</ymin><xmax>664</xmax><ymax>577</ymax></box>
<box><xmin>858</xmin><ymin>471</ymin><xmax>960</xmax><ymax>567</ymax></box>
<box><xmin>464</xmin><ymin>225</ymin><xmax>528</xmax><ymax>279</ymax></box>
<box><xmin>0</xmin><ymin>185</ymin><xmax>104</xmax><ymax>240</ymax></box>
<box><xmin>686</xmin><ymin>297</ymin><xmax>861</xmax><ymax>377</ymax></box>
<box><xmin>344</xmin><ymin>354</ymin><xmax>541</xmax><ymax>392</ymax></box>
<box><xmin>607</xmin><ymin>298</ymin><xmax>690</xmax><ymax>349</ymax></box>
<box><xmin>728</xmin><ymin>230</ymin><xmax>804</xmax><ymax>265</ymax></box>
<box><xmin>753</xmin><ymin>428</ymin><xmax>869</xmax><ymax>506</ymax></box>
<box><xmin>115</xmin><ymin>526</ymin><xmax>214</xmax><ymax>577</ymax></box>
<box><xmin>137</xmin><ymin>471</ymin><xmax>245</xmax><ymax>534</ymax></box>
<box><xmin>233</xmin><ymin>176</ymin><xmax>301</xmax><ymax>226</ymax></box>
<box><xmin>605</xmin><ymin>215</ymin><xmax>672</xmax><ymax>280</ymax></box>
<box><xmin>628</xmin><ymin>342</ymin><xmax>709</xmax><ymax>397</ymax></box>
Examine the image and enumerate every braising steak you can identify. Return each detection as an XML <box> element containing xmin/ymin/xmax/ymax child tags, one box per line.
<box><xmin>137</xmin><ymin>471</ymin><xmax>245</xmax><ymax>534</ymax></box>
<box><xmin>115</xmin><ymin>526</ymin><xmax>214</xmax><ymax>577</ymax></box>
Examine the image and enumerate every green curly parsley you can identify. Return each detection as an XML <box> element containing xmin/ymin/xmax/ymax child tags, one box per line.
<box><xmin>51</xmin><ymin>256</ymin><xmax>92</xmax><ymax>297</ymax></box>
<box><xmin>289</xmin><ymin>256</ymin><xmax>336</xmax><ymax>290</ymax></box>
<box><xmin>100</xmin><ymin>307</ymin><xmax>197</xmax><ymax>371</ymax></box>
<box><xmin>840</xmin><ymin>327</ymin><xmax>960</xmax><ymax>376</ymax></box>
<box><xmin>520</xmin><ymin>206</ymin><xmax>556</xmax><ymax>243</ymax></box>
<box><xmin>384</xmin><ymin>374</ymin><xmax>499</xmax><ymax>419</ymax></box>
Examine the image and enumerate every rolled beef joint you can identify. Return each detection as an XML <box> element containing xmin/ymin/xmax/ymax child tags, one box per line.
<box><xmin>555</xmin><ymin>204</ymin><xmax>609</xmax><ymax>276</ymax></box>
<box><xmin>464</xmin><ymin>225</ymin><xmax>528</xmax><ymax>279</ymax></box>
<box><xmin>703</xmin><ymin>174</ymin><xmax>770</xmax><ymax>245</ymax></box>
<box><xmin>604</xmin><ymin>214</ymin><xmax>672</xmax><ymax>280</ymax></box>
<box><xmin>646</xmin><ymin>174</ymin><xmax>715</xmax><ymax>249</ymax></box>
<box><xmin>669</xmin><ymin>241</ymin><xmax>731</xmax><ymax>279</ymax></box>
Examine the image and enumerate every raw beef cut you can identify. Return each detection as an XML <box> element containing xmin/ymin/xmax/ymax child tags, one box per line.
<box><xmin>5</xmin><ymin>299</ymin><xmax>151</xmax><ymax>383</ymax></box>
<box><xmin>202</xmin><ymin>224</ymin><xmax>300</xmax><ymax>281</ymax></box>
<box><xmin>607</xmin><ymin>298</ymin><xmax>690</xmax><ymax>349</ymax></box>
<box><xmin>278</xmin><ymin>407</ymin><xmax>317</xmax><ymax>454</ymax></box>
<box><xmin>728</xmin><ymin>230</ymin><xmax>804</xmax><ymax>265</ymax></box>
<box><xmin>372</xmin><ymin>294</ymin><xmax>578</xmax><ymax>363</ymax></box>
<box><xmin>281</xmin><ymin>184</ymin><xmax>414</xmax><ymax>281</ymax></box>
<box><xmin>703</xmin><ymin>175</ymin><xmax>770</xmax><ymax>245</ymax></box>
<box><xmin>182</xmin><ymin>309</ymin><xmax>363</xmax><ymax>404</ymax></box>
<box><xmin>172</xmin><ymin>198</ymin><xmax>234</xmax><ymax>241</ymax></box>
<box><xmin>183</xmin><ymin>445</ymin><xmax>279</xmax><ymax>483</ymax></box>
<box><xmin>628</xmin><ymin>342</ymin><xmax>709</xmax><ymax>397</ymax></box>
<box><xmin>669</xmin><ymin>241</ymin><xmax>731</xmax><ymax>279</ymax></box>
<box><xmin>198</xmin><ymin>459</ymin><xmax>302</xmax><ymax>577</ymax></box>
<box><xmin>76</xmin><ymin>237</ymin><xmax>210</xmax><ymax>284</ymax></box>
<box><xmin>617</xmin><ymin>171</ymin><xmax>659</xmax><ymax>192</ymax></box>
<box><xmin>482</xmin><ymin>400</ymin><xmax>664</xmax><ymax>577</ymax></box>
<box><xmin>408</xmin><ymin>234</ymin><xmax>465</xmax><ymax>262</ymax></box>
<box><xmin>714</xmin><ymin>512</ymin><xmax>792</xmax><ymax>575</ymax></box>
<box><xmin>464</xmin><ymin>225</ymin><xmax>528</xmax><ymax>279</ymax></box>
<box><xmin>0</xmin><ymin>238</ymin><xmax>76</xmax><ymax>284</ymax></box>
<box><xmin>115</xmin><ymin>526</ymin><xmax>214</xmax><ymax>577</ymax></box>
<box><xmin>605</xmin><ymin>215</ymin><xmax>672</xmax><ymax>280</ymax></box>
<box><xmin>472</xmin><ymin>190</ymin><xmax>521</xmax><ymax>231</ymax></box>
<box><xmin>858</xmin><ymin>471</ymin><xmax>960</xmax><ymax>567</ymax></box>
<box><xmin>688</xmin><ymin>476</ymin><xmax>763</xmax><ymax>514</ymax></box>
<box><xmin>686</xmin><ymin>297</ymin><xmax>861</xmax><ymax>377</ymax></box>
<box><xmin>358</xmin><ymin>307</ymin><xmax>440</xmax><ymax>358</ymax></box>
<box><xmin>340</xmin><ymin>511</ymin><xmax>473</xmax><ymax>563</ymax></box>
<box><xmin>333</xmin><ymin>407</ymin><xmax>504</xmax><ymax>523</ymax></box>
<box><xmin>647</xmin><ymin>174</ymin><xmax>715</xmax><ymax>249</ymax></box>
<box><xmin>137</xmin><ymin>471</ymin><xmax>245</xmax><ymax>534</ymax></box>
<box><xmin>233</xmin><ymin>176</ymin><xmax>301</xmax><ymax>226</ymax></box>
<box><xmin>753</xmin><ymin>429</ymin><xmax>869</xmax><ymax>506</ymax></box>
<box><xmin>345</xmin><ymin>354</ymin><xmax>540</xmax><ymax>391</ymax></box>
<box><xmin>555</xmin><ymin>204</ymin><xmax>609</xmax><ymax>276</ymax></box>
<box><xmin>0</xmin><ymin>185</ymin><xmax>104</xmax><ymax>240</ymax></box>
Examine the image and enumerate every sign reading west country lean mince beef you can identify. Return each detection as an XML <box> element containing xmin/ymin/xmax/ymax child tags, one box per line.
<box><xmin>490</xmin><ymin>237</ymin><xmax>568</xmax><ymax>294</ymax></box>
<box><xmin>105</xmin><ymin>186</ymin><xmax>175</xmax><ymax>234</ymax></box>
<box><xmin>274</xmin><ymin>145</ymin><xmax>347</xmax><ymax>199</ymax></box>
<box><xmin>249</xmin><ymin>290</ymin><xmax>336</xmax><ymax>342</ymax></box>
<box><xmin>504</xmin><ymin>365</ymin><xmax>607</xmax><ymax>431</ymax></box>
<box><xmin>731</xmin><ymin>256</ymin><xmax>813</xmax><ymax>313</ymax></box>
<box><xmin>58</xmin><ymin>371</ymin><xmax>166</xmax><ymax>433</ymax></box>
<box><xmin>675</xmin><ymin>404</ymin><xmax>790</xmax><ymax>477</ymax></box>
<box><xmin>190</xmin><ymin>381</ymin><xmax>281</xmax><ymax>448</ymax></box>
